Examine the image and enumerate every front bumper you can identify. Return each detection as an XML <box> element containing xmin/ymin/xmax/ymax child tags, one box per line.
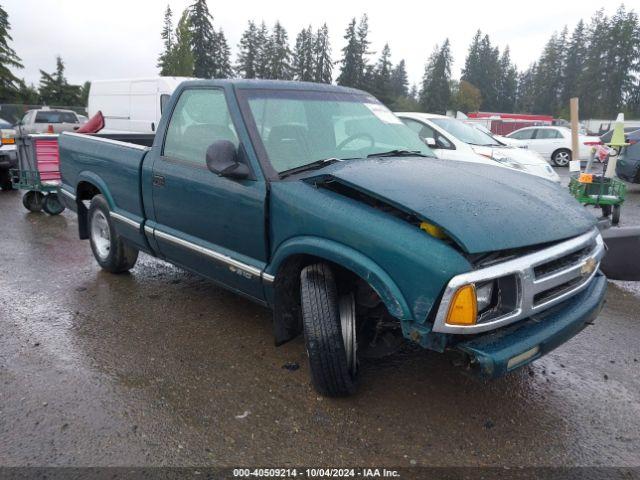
<box><xmin>453</xmin><ymin>272</ymin><xmax>607</xmax><ymax>378</ymax></box>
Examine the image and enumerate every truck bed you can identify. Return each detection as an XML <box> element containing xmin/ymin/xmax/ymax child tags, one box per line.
<box><xmin>59</xmin><ymin>131</ymin><xmax>153</xmax><ymax>249</ymax></box>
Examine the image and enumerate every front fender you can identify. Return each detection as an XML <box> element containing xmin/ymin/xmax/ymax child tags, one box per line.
<box><xmin>267</xmin><ymin>235</ymin><xmax>412</xmax><ymax>321</ymax></box>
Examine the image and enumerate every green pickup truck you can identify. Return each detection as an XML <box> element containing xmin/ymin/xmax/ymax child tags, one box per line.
<box><xmin>58</xmin><ymin>80</ymin><xmax>607</xmax><ymax>396</ymax></box>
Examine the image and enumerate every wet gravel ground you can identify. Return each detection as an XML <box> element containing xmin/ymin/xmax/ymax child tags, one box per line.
<box><xmin>0</xmin><ymin>171</ymin><xmax>639</xmax><ymax>467</ymax></box>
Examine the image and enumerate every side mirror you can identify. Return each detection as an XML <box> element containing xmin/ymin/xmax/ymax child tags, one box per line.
<box><xmin>206</xmin><ymin>140</ymin><xmax>250</xmax><ymax>179</ymax></box>
<box><xmin>424</xmin><ymin>137</ymin><xmax>437</xmax><ymax>148</ymax></box>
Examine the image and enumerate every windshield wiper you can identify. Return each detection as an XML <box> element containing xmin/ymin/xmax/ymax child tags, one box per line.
<box><xmin>366</xmin><ymin>149</ymin><xmax>429</xmax><ymax>158</ymax></box>
<box><xmin>279</xmin><ymin>157</ymin><xmax>343</xmax><ymax>179</ymax></box>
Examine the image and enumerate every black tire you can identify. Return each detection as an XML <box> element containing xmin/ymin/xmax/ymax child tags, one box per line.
<box><xmin>552</xmin><ymin>149</ymin><xmax>572</xmax><ymax>167</ymax></box>
<box><xmin>300</xmin><ymin>263</ymin><xmax>357</xmax><ymax>397</ymax></box>
<box><xmin>0</xmin><ymin>171</ymin><xmax>13</xmax><ymax>191</ymax></box>
<box><xmin>612</xmin><ymin>204</ymin><xmax>621</xmax><ymax>225</ymax></box>
<box><xmin>42</xmin><ymin>193</ymin><xmax>65</xmax><ymax>215</ymax></box>
<box><xmin>601</xmin><ymin>204</ymin><xmax>612</xmax><ymax>217</ymax></box>
<box><xmin>22</xmin><ymin>191</ymin><xmax>44</xmax><ymax>212</ymax></box>
<box><xmin>88</xmin><ymin>194</ymin><xmax>139</xmax><ymax>273</ymax></box>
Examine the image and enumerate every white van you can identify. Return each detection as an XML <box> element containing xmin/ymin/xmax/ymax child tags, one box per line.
<box><xmin>88</xmin><ymin>77</ymin><xmax>194</xmax><ymax>133</ymax></box>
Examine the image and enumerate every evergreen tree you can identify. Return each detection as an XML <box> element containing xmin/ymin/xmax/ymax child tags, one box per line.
<box><xmin>188</xmin><ymin>0</ymin><xmax>216</xmax><ymax>78</ymax></box>
<box><xmin>390</xmin><ymin>59</ymin><xmax>409</xmax><ymax>98</ymax></box>
<box><xmin>0</xmin><ymin>4</ymin><xmax>23</xmax><ymax>102</ymax></box>
<box><xmin>313</xmin><ymin>24</ymin><xmax>332</xmax><ymax>83</ymax></box>
<box><xmin>39</xmin><ymin>57</ymin><xmax>82</xmax><ymax>106</ymax></box>
<box><xmin>267</xmin><ymin>22</ymin><xmax>293</xmax><ymax>80</ymax></box>
<box><xmin>212</xmin><ymin>29</ymin><xmax>233</xmax><ymax>78</ymax></box>
<box><xmin>516</xmin><ymin>63</ymin><xmax>537</xmax><ymax>113</ymax></box>
<box><xmin>497</xmin><ymin>47</ymin><xmax>517</xmax><ymax>112</ymax></box>
<box><xmin>80</xmin><ymin>81</ymin><xmax>91</xmax><ymax>106</ymax></box>
<box><xmin>337</xmin><ymin>18</ymin><xmax>360</xmax><ymax>87</ymax></box>
<box><xmin>533</xmin><ymin>30</ymin><xmax>566</xmax><ymax>115</ymax></box>
<box><xmin>171</xmin><ymin>11</ymin><xmax>195</xmax><ymax>76</ymax></box>
<box><xmin>419</xmin><ymin>39</ymin><xmax>453</xmax><ymax>114</ymax></box>
<box><xmin>255</xmin><ymin>22</ymin><xmax>271</xmax><ymax>79</ymax></box>
<box><xmin>16</xmin><ymin>79</ymin><xmax>39</xmax><ymax>104</ymax></box>
<box><xmin>157</xmin><ymin>5</ymin><xmax>174</xmax><ymax>75</ymax></box>
<box><xmin>293</xmin><ymin>26</ymin><xmax>315</xmax><ymax>82</ymax></box>
<box><xmin>562</xmin><ymin>19</ymin><xmax>587</xmax><ymax>105</ymax></box>
<box><xmin>461</xmin><ymin>31</ymin><xmax>501</xmax><ymax>110</ymax></box>
<box><xmin>372</xmin><ymin>43</ymin><xmax>393</xmax><ymax>105</ymax></box>
<box><xmin>580</xmin><ymin>10</ymin><xmax>610</xmax><ymax>117</ymax></box>
<box><xmin>236</xmin><ymin>21</ymin><xmax>260</xmax><ymax>79</ymax></box>
<box><xmin>602</xmin><ymin>6</ymin><xmax>639</xmax><ymax>114</ymax></box>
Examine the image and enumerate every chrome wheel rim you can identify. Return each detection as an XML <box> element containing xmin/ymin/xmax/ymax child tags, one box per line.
<box><xmin>339</xmin><ymin>293</ymin><xmax>357</xmax><ymax>376</ymax></box>
<box><xmin>91</xmin><ymin>210</ymin><xmax>111</xmax><ymax>260</ymax></box>
<box><xmin>555</xmin><ymin>151</ymin><xmax>570</xmax><ymax>166</ymax></box>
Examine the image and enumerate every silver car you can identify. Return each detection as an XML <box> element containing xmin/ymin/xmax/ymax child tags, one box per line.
<box><xmin>17</xmin><ymin>108</ymin><xmax>82</xmax><ymax>134</ymax></box>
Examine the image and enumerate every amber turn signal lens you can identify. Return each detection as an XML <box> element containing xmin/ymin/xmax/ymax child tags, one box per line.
<box><xmin>1</xmin><ymin>137</ymin><xmax>15</xmax><ymax>145</ymax></box>
<box><xmin>446</xmin><ymin>284</ymin><xmax>478</xmax><ymax>326</ymax></box>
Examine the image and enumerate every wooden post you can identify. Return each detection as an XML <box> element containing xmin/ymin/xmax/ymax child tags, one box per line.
<box><xmin>570</xmin><ymin>98</ymin><xmax>579</xmax><ymax>166</ymax></box>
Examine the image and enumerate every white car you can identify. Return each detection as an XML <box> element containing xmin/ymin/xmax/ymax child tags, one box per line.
<box><xmin>397</xmin><ymin>112</ymin><xmax>560</xmax><ymax>183</ymax></box>
<box><xmin>506</xmin><ymin>126</ymin><xmax>601</xmax><ymax>167</ymax></box>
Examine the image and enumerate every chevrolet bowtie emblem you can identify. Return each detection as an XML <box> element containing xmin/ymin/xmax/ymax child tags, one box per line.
<box><xmin>581</xmin><ymin>258</ymin><xmax>597</xmax><ymax>276</ymax></box>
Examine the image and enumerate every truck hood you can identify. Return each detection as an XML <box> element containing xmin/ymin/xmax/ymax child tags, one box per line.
<box><xmin>309</xmin><ymin>157</ymin><xmax>595</xmax><ymax>254</ymax></box>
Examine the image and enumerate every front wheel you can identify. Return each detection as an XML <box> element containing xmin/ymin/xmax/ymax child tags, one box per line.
<box><xmin>552</xmin><ymin>149</ymin><xmax>572</xmax><ymax>167</ymax></box>
<box><xmin>88</xmin><ymin>195</ymin><xmax>139</xmax><ymax>273</ymax></box>
<box><xmin>300</xmin><ymin>263</ymin><xmax>357</xmax><ymax>397</ymax></box>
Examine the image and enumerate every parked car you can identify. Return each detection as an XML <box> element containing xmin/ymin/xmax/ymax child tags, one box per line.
<box><xmin>59</xmin><ymin>80</ymin><xmax>606</xmax><ymax>397</ymax></box>
<box><xmin>0</xmin><ymin>117</ymin><xmax>12</xmax><ymax>129</ymax></box>
<box><xmin>17</xmin><ymin>108</ymin><xmax>82</xmax><ymax>134</ymax></box>
<box><xmin>0</xmin><ymin>128</ymin><xmax>17</xmax><ymax>190</ymax></box>
<box><xmin>615</xmin><ymin>129</ymin><xmax>640</xmax><ymax>183</ymax></box>
<box><xmin>600</xmin><ymin>126</ymin><xmax>640</xmax><ymax>144</ymax></box>
<box><xmin>88</xmin><ymin>77</ymin><xmax>193</xmax><ymax>133</ymax></box>
<box><xmin>506</xmin><ymin>126</ymin><xmax>601</xmax><ymax>166</ymax></box>
<box><xmin>397</xmin><ymin>113</ymin><xmax>560</xmax><ymax>182</ymax></box>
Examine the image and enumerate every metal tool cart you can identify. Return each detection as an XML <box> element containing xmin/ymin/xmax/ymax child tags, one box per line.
<box><xmin>569</xmin><ymin>117</ymin><xmax>628</xmax><ymax>226</ymax></box>
<box><xmin>11</xmin><ymin>133</ymin><xmax>65</xmax><ymax>215</ymax></box>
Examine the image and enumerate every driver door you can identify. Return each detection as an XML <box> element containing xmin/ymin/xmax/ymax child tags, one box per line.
<box><xmin>149</xmin><ymin>87</ymin><xmax>268</xmax><ymax>300</ymax></box>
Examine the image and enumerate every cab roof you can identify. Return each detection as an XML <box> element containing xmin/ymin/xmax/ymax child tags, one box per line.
<box><xmin>179</xmin><ymin>78</ymin><xmax>367</xmax><ymax>95</ymax></box>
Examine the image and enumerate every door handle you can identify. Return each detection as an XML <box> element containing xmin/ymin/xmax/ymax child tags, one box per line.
<box><xmin>152</xmin><ymin>174</ymin><xmax>165</xmax><ymax>187</ymax></box>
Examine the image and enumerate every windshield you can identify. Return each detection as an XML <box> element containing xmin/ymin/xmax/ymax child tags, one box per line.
<box><xmin>431</xmin><ymin>117</ymin><xmax>501</xmax><ymax>146</ymax></box>
<box><xmin>243</xmin><ymin>90</ymin><xmax>434</xmax><ymax>173</ymax></box>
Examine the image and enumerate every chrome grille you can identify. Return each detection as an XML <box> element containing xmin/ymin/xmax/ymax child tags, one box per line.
<box><xmin>432</xmin><ymin>228</ymin><xmax>605</xmax><ymax>334</ymax></box>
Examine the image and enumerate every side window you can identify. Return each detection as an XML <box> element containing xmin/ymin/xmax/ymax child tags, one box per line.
<box><xmin>402</xmin><ymin>118</ymin><xmax>453</xmax><ymax>150</ymax></box>
<box><xmin>535</xmin><ymin>129</ymin><xmax>561</xmax><ymax>139</ymax></box>
<box><xmin>163</xmin><ymin>89</ymin><xmax>239</xmax><ymax>165</ymax></box>
<box><xmin>511</xmin><ymin>129</ymin><xmax>533</xmax><ymax>140</ymax></box>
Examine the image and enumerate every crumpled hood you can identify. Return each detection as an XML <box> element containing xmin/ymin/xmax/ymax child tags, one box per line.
<box><xmin>311</xmin><ymin>157</ymin><xmax>595</xmax><ymax>254</ymax></box>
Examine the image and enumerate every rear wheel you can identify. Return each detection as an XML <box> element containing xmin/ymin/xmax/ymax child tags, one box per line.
<box><xmin>22</xmin><ymin>191</ymin><xmax>44</xmax><ymax>212</ymax></box>
<box><xmin>88</xmin><ymin>195</ymin><xmax>138</xmax><ymax>273</ymax></box>
<box><xmin>300</xmin><ymin>263</ymin><xmax>357</xmax><ymax>397</ymax></box>
<box><xmin>42</xmin><ymin>193</ymin><xmax>65</xmax><ymax>215</ymax></box>
<box><xmin>552</xmin><ymin>149</ymin><xmax>572</xmax><ymax>167</ymax></box>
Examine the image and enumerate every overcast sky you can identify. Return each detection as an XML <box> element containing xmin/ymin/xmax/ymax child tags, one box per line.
<box><xmin>5</xmin><ymin>0</ymin><xmax>619</xmax><ymax>88</ymax></box>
